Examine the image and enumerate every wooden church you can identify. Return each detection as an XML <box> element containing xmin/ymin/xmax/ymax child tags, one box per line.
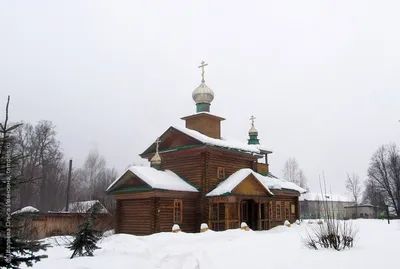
<box><xmin>106</xmin><ymin>62</ymin><xmax>306</xmax><ymax>235</ymax></box>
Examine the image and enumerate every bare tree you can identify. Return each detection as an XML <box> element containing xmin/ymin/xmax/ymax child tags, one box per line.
<box><xmin>346</xmin><ymin>173</ymin><xmax>362</xmax><ymax>206</ymax></box>
<box><xmin>362</xmin><ymin>178</ymin><xmax>386</xmax><ymax>207</ymax></box>
<box><xmin>74</xmin><ymin>149</ymin><xmax>117</xmax><ymax>212</ymax></box>
<box><xmin>282</xmin><ymin>157</ymin><xmax>308</xmax><ymax>189</ymax></box>
<box><xmin>299</xmin><ymin>170</ymin><xmax>308</xmax><ymax>190</ymax></box>
<box><xmin>368</xmin><ymin>143</ymin><xmax>400</xmax><ymax>215</ymax></box>
<box><xmin>11</xmin><ymin>120</ymin><xmax>67</xmax><ymax>211</ymax></box>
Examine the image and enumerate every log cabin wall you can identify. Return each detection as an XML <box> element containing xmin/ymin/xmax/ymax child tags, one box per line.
<box><xmin>184</xmin><ymin>115</ymin><xmax>222</xmax><ymax>139</ymax></box>
<box><xmin>157</xmin><ymin>197</ymin><xmax>199</xmax><ymax>233</ymax></box>
<box><xmin>158</xmin><ymin>149</ymin><xmax>205</xmax><ymax>191</ymax></box>
<box><xmin>269</xmin><ymin>191</ymin><xmax>299</xmax><ymax>228</ymax></box>
<box><xmin>207</xmin><ymin>148</ymin><xmax>257</xmax><ymax>192</ymax></box>
<box><xmin>116</xmin><ymin>198</ymin><xmax>155</xmax><ymax>235</ymax></box>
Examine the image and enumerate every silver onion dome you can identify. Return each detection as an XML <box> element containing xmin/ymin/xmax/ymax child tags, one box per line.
<box><xmin>249</xmin><ymin>125</ymin><xmax>258</xmax><ymax>135</ymax></box>
<box><xmin>192</xmin><ymin>83</ymin><xmax>214</xmax><ymax>104</ymax></box>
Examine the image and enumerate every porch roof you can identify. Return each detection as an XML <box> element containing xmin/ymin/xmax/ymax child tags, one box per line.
<box><xmin>106</xmin><ymin>166</ymin><xmax>199</xmax><ymax>193</ymax></box>
<box><xmin>206</xmin><ymin>168</ymin><xmax>307</xmax><ymax>197</ymax></box>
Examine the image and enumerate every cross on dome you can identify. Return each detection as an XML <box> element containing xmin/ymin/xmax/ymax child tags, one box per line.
<box><xmin>155</xmin><ymin>137</ymin><xmax>161</xmax><ymax>153</ymax></box>
<box><xmin>198</xmin><ymin>61</ymin><xmax>208</xmax><ymax>83</ymax></box>
<box><xmin>250</xmin><ymin>115</ymin><xmax>256</xmax><ymax>126</ymax></box>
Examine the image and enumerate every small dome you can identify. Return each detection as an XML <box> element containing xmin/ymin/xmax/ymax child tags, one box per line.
<box><xmin>192</xmin><ymin>83</ymin><xmax>214</xmax><ymax>104</ymax></box>
<box><xmin>151</xmin><ymin>152</ymin><xmax>161</xmax><ymax>164</ymax></box>
<box><xmin>249</xmin><ymin>125</ymin><xmax>258</xmax><ymax>135</ymax></box>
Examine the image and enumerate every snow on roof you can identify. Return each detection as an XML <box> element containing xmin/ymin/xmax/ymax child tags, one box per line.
<box><xmin>299</xmin><ymin>192</ymin><xmax>352</xmax><ymax>202</ymax></box>
<box><xmin>206</xmin><ymin>169</ymin><xmax>274</xmax><ymax>196</ymax></box>
<box><xmin>12</xmin><ymin>206</ymin><xmax>39</xmax><ymax>215</ymax></box>
<box><xmin>206</xmin><ymin>168</ymin><xmax>306</xmax><ymax>197</ymax></box>
<box><xmin>106</xmin><ymin>166</ymin><xmax>198</xmax><ymax>193</ymax></box>
<box><xmin>172</xmin><ymin>125</ymin><xmax>271</xmax><ymax>154</ymax></box>
<box><xmin>181</xmin><ymin>112</ymin><xmax>225</xmax><ymax>120</ymax></box>
<box><xmin>61</xmin><ymin>200</ymin><xmax>109</xmax><ymax>214</ymax></box>
<box><xmin>264</xmin><ymin>174</ymin><xmax>307</xmax><ymax>193</ymax></box>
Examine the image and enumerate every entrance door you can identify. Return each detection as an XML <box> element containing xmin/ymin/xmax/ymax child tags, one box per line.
<box><xmin>241</xmin><ymin>200</ymin><xmax>258</xmax><ymax>230</ymax></box>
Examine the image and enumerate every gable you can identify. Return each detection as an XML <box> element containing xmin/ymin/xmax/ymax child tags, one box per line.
<box><xmin>140</xmin><ymin>127</ymin><xmax>203</xmax><ymax>158</ymax></box>
<box><xmin>231</xmin><ymin>174</ymin><xmax>270</xmax><ymax>196</ymax></box>
<box><xmin>108</xmin><ymin>170</ymin><xmax>152</xmax><ymax>193</ymax></box>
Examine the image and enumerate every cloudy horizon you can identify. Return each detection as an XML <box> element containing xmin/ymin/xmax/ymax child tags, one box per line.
<box><xmin>1</xmin><ymin>0</ymin><xmax>400</xmax><ymax>196</ymax></box>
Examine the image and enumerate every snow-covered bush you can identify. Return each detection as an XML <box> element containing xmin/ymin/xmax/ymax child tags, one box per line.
<box><xmin>284</xmin><ymin>220</ymin><xmax>291</xmax><ymax>227</ymax></box>
<box><xmin>295</xmin><ymin>220</ymin><xmax>300</xmax><ymax>225</ymax></box>
<box><xmin>172</xmin><ymin>224</ymin><xmax>181</xmax><ymax>233</ymax></box>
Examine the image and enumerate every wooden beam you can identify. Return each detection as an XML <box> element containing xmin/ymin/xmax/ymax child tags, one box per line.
<box><xmin>225</xmin><ymin>203</ymin><xmax>229</xmax><ymax>230</ymax></box>
<box><xmin>269</xmin><ymin>201</ymin><xmax>272</xmax><ymax>230</ymax></box>
<box><xmin>237</xmin><ymin>200</ymin><xmax>241</xmax><ymax>228</ymax></box>
<box><xmin>208</xmin><ymin>202</ymin><xmax>212</xmax><ymax>229</ymax></box>
<box><xmin>258</xmin><ymin>203</ymin><xmax>261</xmax><ymax>231</ymax></box>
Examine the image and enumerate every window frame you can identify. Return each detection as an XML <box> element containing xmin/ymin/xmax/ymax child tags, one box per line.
<box><xmin>276</xmin><ymin>202</ymin><xmax>282</xmax><ymax>220</ymax></box>
<box><xmin>284</xmin><ymin>201</ymin><xmax>290</xmax><ymax>220</ymax></box>
<box><xmin>173</xmin><ymin>199</ymin><xmax>183</xmax><ymax>224</ymax></box>
<box><xmin>217</xmin><ymin>167</ymin><xmax>226</xmax><ymax>179</ymax></box>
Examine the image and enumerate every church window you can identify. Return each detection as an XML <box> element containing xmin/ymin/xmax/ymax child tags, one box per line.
<box><xmin>291</xmin><ymin>204</ymin><xmax>296</xmax><ymax>214</ymax></box>
<box><xmin>276</xmin><ymin>202</ymin><xmax>282</xmax><ymax>220</ymax></box>
<box><xmin>284</xmin><ymin>202</ymin><xmax>290</xmax><ymax>220</ymax></box>
<box><xmin>269</xmin><ymin>201</ymin><xmax>272</xmax><ymax>219</ymax></box>
<box><xmin>217</xmin><ymin>167</ymin><xmax>226</xmax><ymax>179</ymax></box>
<box><xmin>211</xmin><ymin>203</ymin><xmax>219</xmax><ymax>220</ymax></box>
<box><xmin>173</xmin><ymin>199</ymin><xmax>183</xmax><ymax>223</ymax></box>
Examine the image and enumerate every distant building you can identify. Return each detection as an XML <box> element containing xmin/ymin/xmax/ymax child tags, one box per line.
<box><xmin>12</xmin><ymin>200</ymin><xmax>111</xmax><ymax>239</ymax></box>
<box><xmin>300</xmin><ymin>192</ymin><xmax>353</xmax><ymax>219</ymax></box>
<box><xmin>344</xmin><ymin>204</ymin><xmax>386</xmax><ymax>219</ymax></box>
<box><xmin>61</xmin><ymin>200</ymin><xmax>109</xmax><ymax>214</ymax></box>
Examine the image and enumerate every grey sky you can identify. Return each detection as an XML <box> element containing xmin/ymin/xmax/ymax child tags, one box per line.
<box><xmin>1</xmin><ymin>1</ymin><xmax>400</xmax><ymax>195</ymax></box>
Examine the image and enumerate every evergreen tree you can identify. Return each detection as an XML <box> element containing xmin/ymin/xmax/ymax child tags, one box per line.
<box><xmin>68</xmin><ymin>205</ymin><xmax>102</xmax><ymax>258</ymax></box>
<box><xmin>0</xmin><ymin>96</ymin><xmax>48</xmax><ymax>268</ymax></box>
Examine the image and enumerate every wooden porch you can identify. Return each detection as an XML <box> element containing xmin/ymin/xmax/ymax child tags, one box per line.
<box><xmin>207</xmin><ymin>195</ymin><xmax>299</xmax><ymax>231</ymax></box>
<box><xmin>207</xmin><ymin>196</ymin><xmax>270</xmax><ymax>231</ymax></box>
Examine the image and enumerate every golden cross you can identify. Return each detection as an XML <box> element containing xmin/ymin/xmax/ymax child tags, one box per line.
<box><xmin>250</xmin><ymin>115</ymin><xmax>256</xmax><ymax>126</ymax></box>
<box><xmin>155</xmin><ymin>137</ymin><xmax>161</xmax><ymax>153</ymax></box>
<box><xmin>198</xmin><ymin>61</ymin><xmax>208</xmax><ymax>83</ymax></box>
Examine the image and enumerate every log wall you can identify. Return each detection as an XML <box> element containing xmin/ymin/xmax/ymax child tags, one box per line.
<box><xmin>157</xmin><ymin>197</ymin><xmax>199</xmax><ymax>233</ymax></box>
<box><xmin>208</xmin><ymin>149</ymin><xmax>256</xmax><ymax>192</ymax></box>
<box><xmin>116</xmin><ymin>198</ymin><xmax>154</xmax><ymax>235</ymax></box>
<box><xmin>160</xmin><ymin>150</ymin><xmax>204</xmax><ymax>190</ymax></box>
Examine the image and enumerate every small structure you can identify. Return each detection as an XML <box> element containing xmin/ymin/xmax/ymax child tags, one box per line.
<box><xmin>172</xmin><ymin>224</ymin><xmax>181</xmax><ymax>233</ymax></box>
<box><xmin>300</xmin><ymin>192</ymin><xmax>353</xmax><ymax>219</ymax></box>
<box><xmin>200</xmin><ymin>223</ymin><xmax>209</xmax><ymax>232</ymax></box>
<box><xmin>12</xmin><ymin>200</ymin><xmax>111</xmax><ymax>239</ymax></box>
<box><xmin>344</xmin><ymin>204</ymin><xmax>386</xmax><ymax>219</ymax></box>
<box><xmin>61</xmin><ymin>200</ymin><xmax>109</xmax><ymax>214</ymax></box>
<box><xmin>241</xmin><ymin>222</ymin><xmax>250</xmax><ymax>231</ymax></box>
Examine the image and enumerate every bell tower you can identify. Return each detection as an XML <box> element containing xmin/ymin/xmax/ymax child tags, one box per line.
<box><xmin>181</xmin><ymin>61</ymin><xmax>225</xmax><ymax>139</ymax></box>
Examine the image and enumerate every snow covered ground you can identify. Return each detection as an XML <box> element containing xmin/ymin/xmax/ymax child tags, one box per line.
<box><xmin>23</xmin><ymin>219</ymin><xmax>399</xmax><ymax>269</ymax></box>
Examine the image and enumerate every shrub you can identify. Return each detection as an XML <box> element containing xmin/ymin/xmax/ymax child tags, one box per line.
<box><xmin>303</xmin><ymin>179</ymin><xmax>358</xmax><ymax>251</ymax></box>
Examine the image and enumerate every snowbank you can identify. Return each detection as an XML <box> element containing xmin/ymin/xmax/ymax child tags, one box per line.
<box><xmin>21</xmin><ymin>219</ymin><xmax>400</xmax><ymax>269</ymax></box>
<box><xmin>12</xmin><ymin>206</ymin><xmax>39</xmax><ymax>215</ymax></box>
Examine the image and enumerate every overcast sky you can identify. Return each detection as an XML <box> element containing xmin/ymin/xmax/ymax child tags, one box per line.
<box><xmin>1</xmin><ymin>0</ymin><xmax>400</xmax><ymax>195</ymax></box>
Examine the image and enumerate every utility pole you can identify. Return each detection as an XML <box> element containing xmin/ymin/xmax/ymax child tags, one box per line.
<box><xmin>66</xmin><ymin>159</ymin><xmax>72</xmax><ymax>212</ymax></box>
